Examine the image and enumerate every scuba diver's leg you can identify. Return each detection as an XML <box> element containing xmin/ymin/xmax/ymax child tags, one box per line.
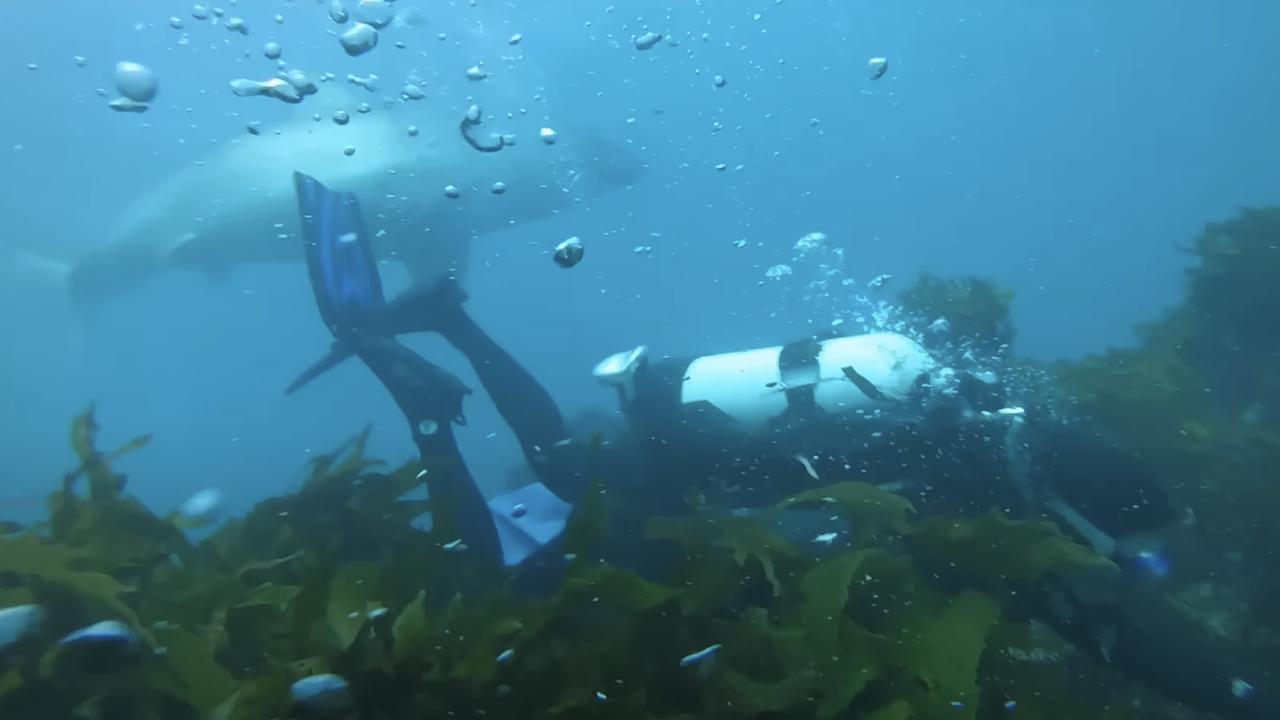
<box><xmin>342</xmin><ymin>332</ymin><xmax>502</xmax><ymax>566</ymax></box>
<box><xmin>1027</xmin><ymin>421</ymin><xmax>1174</xmax><ymax>549</ymax></box>
<box><xmin>291</xmin><ymin>171</ymin><xmax>502</xmax><ymax>568</ymax></box>
<box><xmin>431</xmin><ymin>300</ymin><xmax>584</xmax><ymax>501</ymax></box>
<box><xmin>288</xmin><ymin>173</ymin><xmax>581</xmax><ymax>502</ymax></box>
<box><xmin>374</xmin><ymin>276</ymin><xmax>584</xmax><ymax>501</ymax></box>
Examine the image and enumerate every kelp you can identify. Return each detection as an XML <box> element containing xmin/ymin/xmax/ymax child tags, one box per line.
<box><xmin>909</xmin><ymin>511</ymin><xmax>1116</xmax><ymax>594</ymax></box>
<box><xmin>778</xmin><ymin>481</ymin><xmax>914</xmax><ymax>544</ymax></box>
<box><xmin>0</xmin><ymin>409</ymin><xmax>1195</xmax><ymax>720</ymax></box>
<box><xmin>1055</xmin><ymin>206</ymin><xmax>1280</xmax><ymax>646</ymax></box>
<box><xmin>898</xmin><ymin>273</ymin><xmax>1015</xmax><ymax>353</ymax></box>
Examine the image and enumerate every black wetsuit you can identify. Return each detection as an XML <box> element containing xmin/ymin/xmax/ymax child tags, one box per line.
<box><xmin>288</xmin><ymin>171</ymin><xmax>1277</xmax><ymax>720</ymax></box>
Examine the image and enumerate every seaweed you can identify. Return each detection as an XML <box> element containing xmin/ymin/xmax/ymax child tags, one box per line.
<box><xmin>0</xmin><ymin>406</ymin><xmax>1195</xmax><ymax>720</ymax></box>
<box><xmin>778</xmin><ymin>481</ymin><xmax>914</xmax><ymax>544</ymax></box>
<box><xmin>897</xmin><ymin>273</ymin><xmax>1016</xmax><ymax>353</ymax></box>
<box><xmin>1054</xmin><ymin>206</ymin><xmax>1280</xmax><ymax>647</ymax></box>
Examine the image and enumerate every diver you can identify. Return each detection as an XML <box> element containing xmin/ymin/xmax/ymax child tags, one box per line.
<box><xmin>291</xmin><ymin>171</ymin><xmax>583</xmax><ymax>569</ymax></box>
<box><xmin>286</xmin><ymin>171</ymin><xmax>1277</xmax><ymax>719</ymax></box>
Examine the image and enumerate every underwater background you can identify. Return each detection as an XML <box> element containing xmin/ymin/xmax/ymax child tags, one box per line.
<box><xmin>1</xmin><ymin>1</ymin><xmax>1279</xmax><ymax>719</ymax></box>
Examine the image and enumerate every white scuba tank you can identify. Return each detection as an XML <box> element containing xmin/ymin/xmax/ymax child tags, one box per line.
<box><xmin>595</xmin><ymin>332</ymin><xmax>937</xmax><ymax>434</ymax></box>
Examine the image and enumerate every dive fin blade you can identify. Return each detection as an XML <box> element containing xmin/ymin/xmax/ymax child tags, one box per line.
<box><xmin>293</xmin><ymin>171</ymin><xmax>387</xmax><ymax>335</ymax></box>
<box><xmin>284</xmin><ymin>341</ymin><xmax>355</xmax><ymax>395</ymax></box>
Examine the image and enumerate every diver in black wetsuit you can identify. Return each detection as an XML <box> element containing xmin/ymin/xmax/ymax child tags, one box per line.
<box><xmin>287</xmin><ymin>172</ymin><xmax>1277</xmax><ymax>719</ymax></box>
<box><xmin>291</xmin><ymin>172</ymin><xmax>584</xmax><ymax>568</ymax></box>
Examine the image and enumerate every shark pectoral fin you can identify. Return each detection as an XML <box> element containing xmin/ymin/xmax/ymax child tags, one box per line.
<box><xmin>163</xmin><ymin>231</ymin><xmax>202</xmax><ymax>263</ymax></box>
<box><xmin>164</xmin><ymin>232</ymin><xmax>236</xmax><ymax>284</ymax></box>
<box><xmin>163</xmin><ymin>233</ymin><xmax>239</xmax><ymax>283</ymax></box>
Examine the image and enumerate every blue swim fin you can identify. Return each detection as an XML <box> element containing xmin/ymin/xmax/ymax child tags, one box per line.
<box><xmin>486</xmin><ymin>481</ymin><xmax>572</xmax><ymax>567</ymax></box>
<box><xmin>293</xmin><ymin>171</ymin><xmax>387</xmax><ymax>336</ymax></box>
<box><xmin>284</xmin><ymin>340</ymin><xmax>356</xmax><ymax>395</ymax></box>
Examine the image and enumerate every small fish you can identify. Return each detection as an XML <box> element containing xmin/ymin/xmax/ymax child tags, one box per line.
<box><xmin>291</xmin><ymin>674</ymin><xmax>353</xmax><ymax>715</ymax></box>
<box><xmin>868</xmin><ymin>56</ymin><xmax>889</xmax><ymax>80</ymax></box>
<box><xmin>794</xmin><ymin>454</ymin><xmax>820</xmax><ymax>481</ymax></box>
<box><xmin>1231</xmin><ymin>677</ymin><xmax>1255</xmax><ymax>700</ymax></box>
<box><xmin>996</xmin><ymin>406</ymin><xmax>1025</xmax><ymax>416</ymax></box>
<box><xmin>950</xmin><ymin>700</ymin><xmax>966</xmax><ymax>710</ymax></box>
<box><xmin>1131</xmin><ymin>549</ymin><xmax>1171</xmax><ymax>578</ymax></box>
<box><xmin>1003</xmin><ymin>700</ymin><xmax>1018</xmax><ymax>711</ymax></box>
<box><xmin>443</xmin><ymin>539</ymin><xmax>466</xmax><ymax>552</ymax></box>
<box><xmin>595</xmin><ymin>691</ymin><xmax>608</xmax><ymax>701</ymax></box>
<box><xmin>497</xmin><ymin>648</ymin><xmax>516</xmax><ymax>664</ymax></box>
<box><xmin>173</xmin><ymin>488</ymin><xmax>223</xmax><ymax>529</ymax></box>
<box><xmin>679</xmin><ymin>643</ymin><xmax>723</xmax><ymax>667</ymax></box>
<box><xmin>813</xmin><ymin>532</ymin><xmax>839</xmax><ymax>545</ymax></box>
<box><xmin>57</xmin><ymin>620</ymin><xmax>144</xmax><ymax>672</ymax></box>
<box><xmin>0</xmin><ymin>604</ymin><xmax>43</xmax><ymax>653</ymax></box>
<box><xmin>60</xmin><ymin>620</ymin><xmax>135</xmax><ymax>647</ymax></box>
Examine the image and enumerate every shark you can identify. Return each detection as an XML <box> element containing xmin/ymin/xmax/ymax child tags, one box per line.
<box><xmin>52</xmin><ymin>94</ymin><xmax>643</xmax><ymax>307</ymax></box>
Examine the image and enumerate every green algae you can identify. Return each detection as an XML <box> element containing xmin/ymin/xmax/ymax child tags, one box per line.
<box><xmin>898</xmin><ymin>273</ymin><xmax>1015</xmax><ymax>353</ymax></box>
<box><xmin>0</xmin><ymin>407</ymin><xmax>1147</xmax><ymax>720</ymax></box>
<box><xmin>16</xmin><ymin>200</ymin><xmax>1280</xmax><ymax>720</ymax></box>
<box><xmin>1054</xmin><ymin>206</ymin><xmax>1280</xmax><ymax>649</ymax></box>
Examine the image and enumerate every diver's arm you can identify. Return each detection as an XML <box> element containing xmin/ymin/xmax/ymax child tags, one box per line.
<box><xmin>1018</xmin><ymin>416</ymin><xmax>1276</xmax><ymax>717</ymax></box>
<box><xmin>1037</xmin><ymin>563</ymin><xmax>1277</xmax><ymax>719</ymax></box>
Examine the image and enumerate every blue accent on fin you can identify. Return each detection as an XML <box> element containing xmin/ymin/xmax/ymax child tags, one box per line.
<box><xmin>293</xmin><ymin>171</ymin><xmax>386</xmax><ymax>335</ymax></box>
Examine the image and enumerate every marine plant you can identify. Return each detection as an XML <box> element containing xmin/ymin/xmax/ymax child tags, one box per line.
<box><xmin>897</xmin><ymin>274</ymin><xmax>1015</xmax><ymax>354</ymax></box>
<box><xmin>12</xmin><ymin>203</ymin><xmax>1280</xmax><ymax>717</ymax></box>
<box><xmin>1054</xmin><ymin>206</ymin><xmax>1280</xmax><ymax>645</ymax></box>
<box><xmin>0</xmin><ymin>407</ymin><xmax>1185</xmax><ymax>720</ymax></box>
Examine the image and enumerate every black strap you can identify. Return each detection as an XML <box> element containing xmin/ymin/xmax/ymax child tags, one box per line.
<box><xmin>774</xmin><ymin>338</ymin><xmax>823</xmax><ymax>429</ymax></box>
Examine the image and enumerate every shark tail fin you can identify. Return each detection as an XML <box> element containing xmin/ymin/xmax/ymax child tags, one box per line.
<box><xmin>1</xmin><ymin>249</ymin><xmax>88</xmax><ymax>361</ymax></box>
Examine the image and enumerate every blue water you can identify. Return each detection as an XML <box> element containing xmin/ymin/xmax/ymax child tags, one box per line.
<box><xmin>1</xmin><ymin>0</ymin><xmax>1277</xmax><ymax>520</ymax></box>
